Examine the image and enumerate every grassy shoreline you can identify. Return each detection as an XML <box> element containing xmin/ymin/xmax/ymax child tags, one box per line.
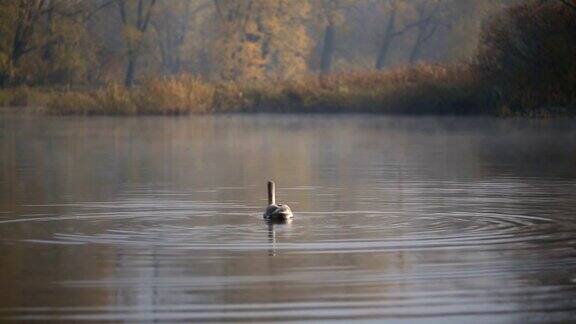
<box><xmin>0</xmin><ymin>64</ymin><xmax>573</xmax><ymax>118</ymax></box>
<box><xmin>0</xmin><ymin>64</ymin><xmax>494</xmax><ymax>116</ymax></box>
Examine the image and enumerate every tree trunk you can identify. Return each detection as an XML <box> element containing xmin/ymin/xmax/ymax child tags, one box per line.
<box><xmin>375</xmin><ymin>8</ymin><xmax>397</xmax><ymax>70</ymax></box>
<box><xmin>409</xmin><ymin>36</ymin><xmax>423</xmax><ymax>63</ymax></box>
<box><xmin>118</xmin><ymin>0</ymin><xmax>156</xmax><ymax>87</ymax></box>
<box><xmin>8</xmin><ymin>23</ymin><xmax>28</xmax><ymax>85</ymax></box>
<box><xmin>10</xmin><ymin>20</ymin><xmax>27</xmax><ymax>73</ymax></box>
<box><xmin>320</xmin><ymin>22</ymin><xmax>335</xmax><ymax>75</ymax></box>
<box><xmin>409</xmin><ymin>1</ymin><xmax>442</xmax><ymax>64</ymax></box>
<box><xmin>42</xmin><ymin>7</ymin><xmax>55</xmax><ymax>61</ymax></box>
<box><xmin>125</xmin><ymin>54</ymin><xmax>138</xmax><ymax>87</ymax></box>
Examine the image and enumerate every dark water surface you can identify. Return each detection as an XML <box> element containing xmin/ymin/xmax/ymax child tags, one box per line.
<box><xmin>1</xmin><ymin>114</ymin><xmax>576</xmax><ymax>323</ymax></box>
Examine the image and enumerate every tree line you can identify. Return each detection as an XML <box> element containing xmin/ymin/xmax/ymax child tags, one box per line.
<box><xmin>0</xmin><ymin>0</ymin><xmax>508</xmax><ymax>87</ymax></box>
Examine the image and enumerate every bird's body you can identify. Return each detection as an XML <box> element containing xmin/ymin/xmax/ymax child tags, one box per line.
<box><xmin>264</xmin><ymin>203</ymin><xmax>293</xmax><ymax>220</ymax></box>
<box><xmin>263</xmin><ymin>181</ymin><xmax>293</xmax><ymax>221</ymax></box>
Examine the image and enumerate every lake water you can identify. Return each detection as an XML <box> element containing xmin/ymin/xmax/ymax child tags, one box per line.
<box><xmin>1</xmin><ymin>114</ymin><xmax>576</xmax><ymax>323</ymax></box>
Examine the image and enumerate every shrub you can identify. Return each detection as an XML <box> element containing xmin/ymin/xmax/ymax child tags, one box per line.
<box><xmin>476</xmin><ymin>0</ymin><xmax>576</xmax><ymax>114</ymax></box>
<box><xmin>11</xmin><ymin>64</ymin><xmax>487</xmax><ymax>115</ymax></box>
<box><xmin>139</xmin><ymin>76</ymin><xmax>216</xmax><ymax>114</ymax></box>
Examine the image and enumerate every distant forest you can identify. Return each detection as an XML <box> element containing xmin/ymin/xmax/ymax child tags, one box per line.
<box><xmin>0</xmin><ymin>0</ymin><xmax>515</xmax><ymax>85</ymax></box>
<box><xmin>0</xmin><ymin>0</ymin><xmax>575</xmax><ymax>116</ymax></box>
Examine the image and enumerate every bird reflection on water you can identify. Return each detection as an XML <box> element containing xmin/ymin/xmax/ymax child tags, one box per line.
<box><xmin>266</xmin><ymin>218</ymin><xmax>292</xmax><ymax>256</ymax></box>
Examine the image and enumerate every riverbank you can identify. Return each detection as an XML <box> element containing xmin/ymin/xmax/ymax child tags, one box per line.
<box><xmin>0</xmin><ymin>64</ymin><xmax>503</xmax><ymax>116</ymax></box>
<box><xmin>0</xmin><ymin>63</ymin><xmax>574</xmax><ymax>118</ymax></box>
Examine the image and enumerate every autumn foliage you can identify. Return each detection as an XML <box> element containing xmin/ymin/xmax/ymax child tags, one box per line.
<box><xmin>1</xmin><ymin>0</ymin><xmax>575</xmax><ymax>116</ymax></box>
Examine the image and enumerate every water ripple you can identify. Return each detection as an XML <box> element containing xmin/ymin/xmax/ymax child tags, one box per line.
<box><xmin>11</xmin><ymin>198</ymin><xmax>575</xmax><ymax>256</ymax></box>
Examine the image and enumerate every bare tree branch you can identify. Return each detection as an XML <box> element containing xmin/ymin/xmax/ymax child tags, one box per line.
<box><xmin>558</xmin><ymin>0</ymin><xmax>576</xmax><ymax>11</ymax></box>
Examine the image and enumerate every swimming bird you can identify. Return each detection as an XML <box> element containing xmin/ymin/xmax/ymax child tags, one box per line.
<box><xmin>263</xmin><ymin>181</ymin><xmax>293</xmax><ymax>221</ymax></box>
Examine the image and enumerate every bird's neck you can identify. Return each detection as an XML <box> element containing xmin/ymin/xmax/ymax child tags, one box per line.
<box><xmin>268</xmin><ymin>183</ymin><xmax>275</xmax><ymax>205</ymax></box>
